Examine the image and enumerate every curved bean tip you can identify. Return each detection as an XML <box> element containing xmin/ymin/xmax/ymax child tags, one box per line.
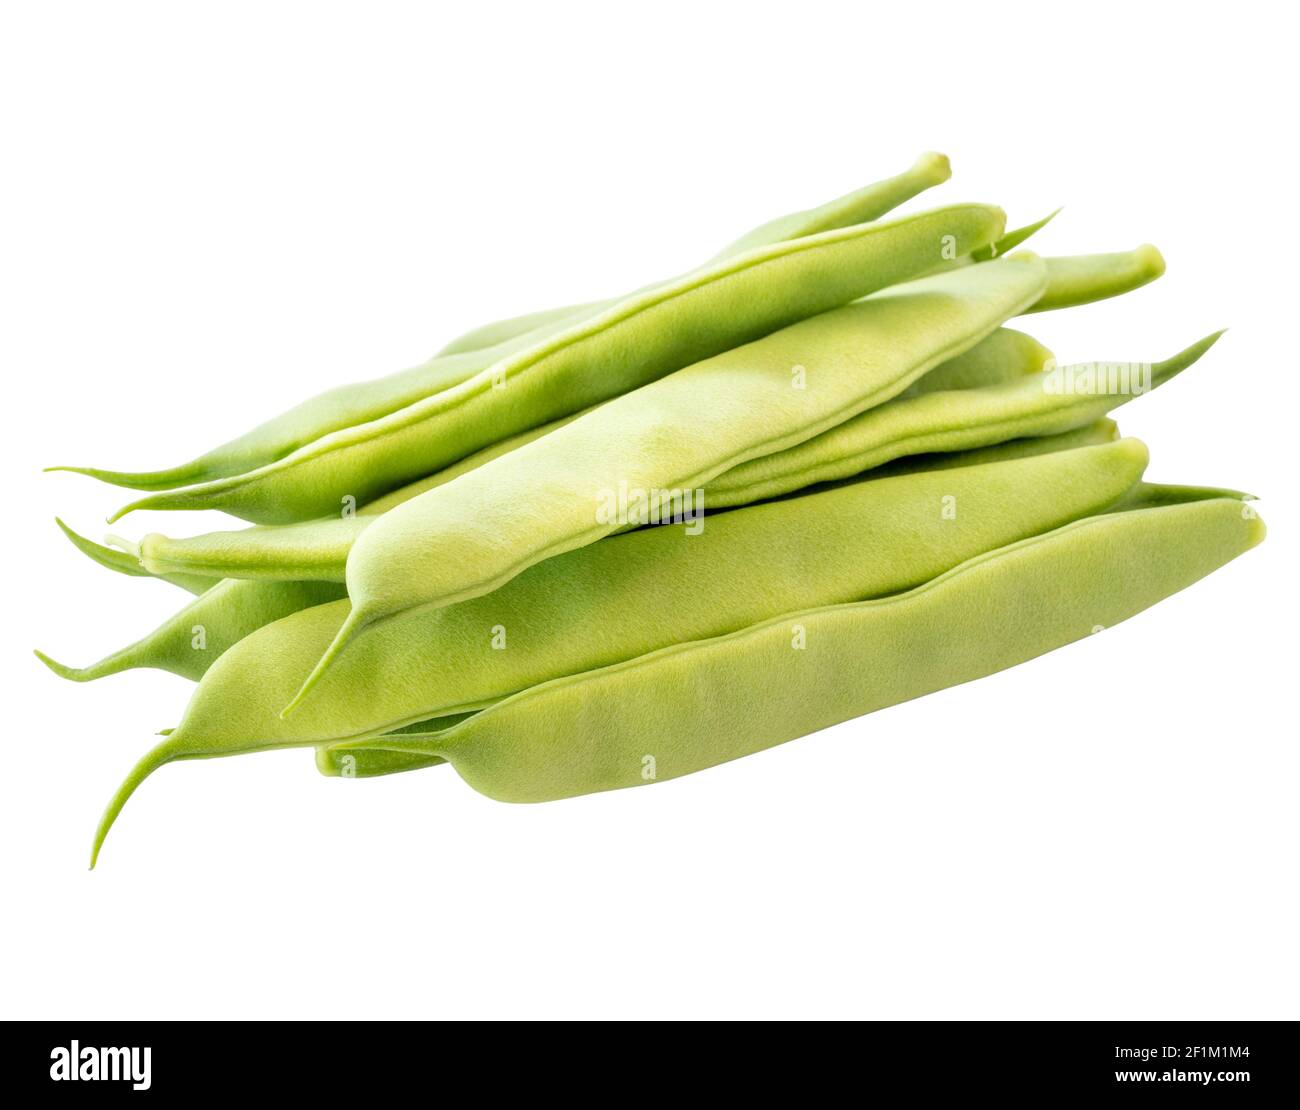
<box><xmin>91</xmin><ymin>735</ymin><xmax>187</xmax><ymax>868</ymax></box>
<box><xmin>1114</xmin><ymin>436</ymin><xmax>1151</xmax><ymax>473</ymax></box>
<box><xmin>1136</xmin><ymin>243</ymin><xmax>1167</xmax><ymax>278</ymax></box>
<box><xmin>33</xmin><ymin>649</ymin><xmax>81</xmax><ymax>682</ymax></box>
<box><xmin>913</xmin><ymin>151</ymin><xmax>951</xmax><ymax>182</ymax></box>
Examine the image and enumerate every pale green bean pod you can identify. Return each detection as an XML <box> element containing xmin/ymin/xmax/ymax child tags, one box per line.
<box><xmin>56</xmin><ymin>154</ymin><xmax>954</xmax><ymax>494</ymax></box>
<box><xmin>35</xmin><ymin>578</ymin><xmax>346</xmax><ymax>682</ymax></box>
<box><xmin>702</xmin><ymin>331</ymin><xmax>1223</xmax><ymax>509</ymax></box>
<box><xmin>55</xmin><ymin>518</ymin><xmax>215</xmax><ymax>595</ymax></box>
<box><xmin>439</xmin><ymin>152</ymin><xmax>957</xmax><ymax>354</ymax></box>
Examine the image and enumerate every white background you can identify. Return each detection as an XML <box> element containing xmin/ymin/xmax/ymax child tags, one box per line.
<box><xmin>2</xmin><ymin>1</ymin><xmax>1295</xmax><ymax>1019</ymax></box>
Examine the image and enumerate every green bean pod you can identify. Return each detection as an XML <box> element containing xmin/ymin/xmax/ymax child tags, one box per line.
<box><xmin>703</xmin><ymin>331</ymin><xmax>1223</xmax><ymax>508</ymax></box>
<box><xmin>88</xmin><ymin>439</ymin><xmax>1155</xmax><ymax>860</ymax></box>
<box><xmin>707</xmin><ymin>151</ymin><xmax>953</xmax><ymax>260</ymax></box>
<box><xmin>35</xmin><ymin>578</ymin><xmax>347</xmax><ymax>683</ymax></box>
<box><xmin>132</xmin><ymin>404</ymin><xmax>601</xmax><ymax>583</ymax></box>
<box><xmin>55</xmin><ymin>518</ymin><xmax>215</xmax><ymax>595</ymax></box>
<box><xmin>440</xmin><ymin>154</ymin><xmax>959</xmax><ymax>358</ymax></box>
<box><xmin>1027</xmin><ymin>245</ymin><xmax>1165</xmax><ymax>313</ymax></box>
<box><xmin>57</xmin><ymin>155</ymin><xmax>955</xmax><ymax>494</ymax></box>
<box><xmin>324</xmin><ymin>498</ymin><xmax>1264</xmax><ymax>805</ymax></box>
<box><xmin>109</xmin><ymin>203</ymin><xmax>1008</xmax><ymax>525</ymax></box>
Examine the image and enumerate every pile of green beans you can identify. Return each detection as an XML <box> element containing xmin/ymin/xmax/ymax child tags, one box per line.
<box><xmin>38</xmin><ymin>153</ymin><xmax>1262</xmax><ymax>866</ymax></box>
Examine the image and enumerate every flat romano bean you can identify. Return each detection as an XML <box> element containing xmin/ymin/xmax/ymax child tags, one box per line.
<box><xmin>132</xmin><ymin>405</ymin><xmax>600</xmax><ymax>583</ymax></box>
<box><xmin>108</xmin><ymin>203</ymin><xmax>1007</xmax><ymax>525</ymax></box>
<box><xmin>707</xmin><ymin>151</ymin><xmax>953</xmax><ymax>260</ymax></box>
<box><xmin>437</xmin><ymin>153</ymin><xmax>955</xmax><ymax>356</ymax></box>
<box><xmin>1026</xmin><ymin>245</ymin><xmax>1165</xmax><ymax>313</ymax></box>
<box><xmin>291</xmin><ymin>253</ymin><xmax>1046</xmax><ymax>703</ymax></box>
<box><xmin>88</xmin><ymin>439</ymin><xmax>1153</xmax><ymax>858</ymax></box>
<box><xmin>58</xmin><ymin>155</ymin><xmax>953</xmax><ymax>494</ymax></box>
<box><xmin>93</xmin><ymin>492</ymin><xmax>1263</xmax><ymax>860</ymax></box>
<box><xmin>35</xmin><ymin>578</ymin><xmax>347</xmax><ymax>682</ymax></box>
<box><xmin>130</xmin><ymin>324</ymin><xmax>1054</xmax><ymax>585</ymax></box>
<box><xmin>48</xmin><ymin>325</ymin><xmax>558</xmax><ymax>493</ymax></box>
<box><xmin>701</xmin><ymin>331</ymin><xmax>1224</xmax><ymax>509</ymax></box>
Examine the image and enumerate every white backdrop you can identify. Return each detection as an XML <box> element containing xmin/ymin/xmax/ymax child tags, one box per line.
<box><xmin>2</xmin><ymin>0</ymin><xmax>1295</xmax><ymax>1019</ymax></box>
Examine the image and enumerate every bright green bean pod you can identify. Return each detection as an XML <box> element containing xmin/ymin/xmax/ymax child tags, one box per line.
<box><xmin>45</xmin><ymin>328</ymin><xmax>552</xmax><ymax>493</ymax></box>
<box><xmin>295</xmin><ymin>252</ymin><xmax>1044</xmax><ymax>701</ymax></box>
<box><xmin>55</xmin><ymin>518</ymin><xmax>215</xmax><ymax>595</ymax></box>
<box><xmin>1026</xmin><ymin>245</ymin><xmax>1165</xmax><ymax>313</ymax></box>
<box><xmin>88</xmin><ymin>439</ymin><xmax>1153</xmax><ymax>860</ymax></box>
<box><xmin>324</xmin><ymin>498</ymin><xmax>1264</xmax><ymax>805</ymax></box>
<box><xmin>110</xmin><ymin>203</ymin><xmax>1007</xmax><ymax>525</ymax></box>
<box><xmin>709</xmin><ymin>151</ymin><xmax>952</xmax><ymax>259</ymax></box>
<box><xmin>35</xmin><ymin>578</ymin><xmax>347</xmax><ymax>683</ymax></box>
<box><xmin>133</xmin><ymin>405</ymin><xmax>600</xmax><ymax>583</ymax></box>
<box><xmin>703</xmin><ymin>331</ymin><xmax>1223</xmax><ymax>509</ymax></box>
<box><xmin>440</xmin><ymin>154</ymin><xmax>956</xmax><ymax>357</ymax></box>
<box><xmin>59</xmin><ymin>155</ymin><xmax>955</xmax><ymax>493</ymax></box>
